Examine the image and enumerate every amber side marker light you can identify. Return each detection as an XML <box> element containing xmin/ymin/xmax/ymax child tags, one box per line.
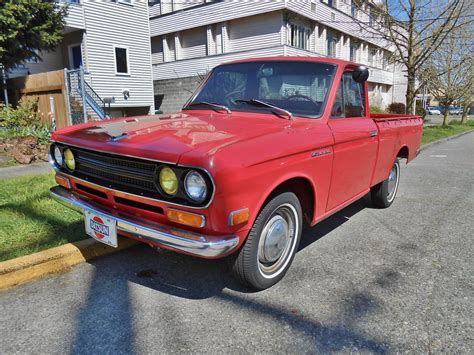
<box><xmin>55</xmin><ymin>174</ymin><xmax>71</xmax><ymax>189</ymax></box>
<box><xmin>166</xmin><ymin>209</ymin><xmax>206</xmax><ymax>228</ymax></box>
<box><xmin>229</xmin><ymin>208</ymin><xmax>250</xmax><ymax>226</ymax></box>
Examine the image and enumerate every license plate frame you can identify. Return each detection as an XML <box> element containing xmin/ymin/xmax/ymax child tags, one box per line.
<box><xmin>84</xmin><ymin>210</ymin><xmax>118</xmax><ymax>248</ymax></box>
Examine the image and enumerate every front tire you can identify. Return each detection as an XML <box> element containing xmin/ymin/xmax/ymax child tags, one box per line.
<box><xmin>371</xmin><ymin>158</ymin><xmax>400</xmax><ymax>208</ymax></box>
<box><xmin>229</xmin><ymin>192</ymin><xmax>303</xmax><ymax>290</ymax></box>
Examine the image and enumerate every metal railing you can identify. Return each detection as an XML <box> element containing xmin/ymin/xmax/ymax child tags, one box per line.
<box><xmin>66</xmin><ymin>68</ymin><xmax>108</xmax><ymax>124</ymax></box>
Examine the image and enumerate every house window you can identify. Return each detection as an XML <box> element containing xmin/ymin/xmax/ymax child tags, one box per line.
<box><xmin>114</xmin><ymin>47</ymin><xmax>129</xmax><ymax>74</ymax></box>
<box><xmin>351</xmin><ymin>1</ymin><xmax>358</xmax><ymax>18</ymax></box>
<box><xmin>369</xmin><ymin>47</ymin><xmax>377</xmax><ymax>66</ymax></box>
<box><xmin>289</xmin><ymin>24</ymin><xmax>311</xmax><ymax>50</ymax></box>
<box><xmin>327</xmin><ymin>31</ymin><xmax>337</xmax><ymax>57</ymax></box>
<box><xmin>350</xmin><ymin>42</ymin><xmax>359</xmax><ymax>62</ymax></box>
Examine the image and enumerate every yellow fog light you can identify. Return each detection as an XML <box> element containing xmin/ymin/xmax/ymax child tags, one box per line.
<box><xmin>159</xmin><ymin>166</ymin><xmax>178</xmax><ymax>195</ymax></box>
<box><xmin>64</xmin><ymin>148</ymin><xmax>75</xmax><ymax>171</ymax></box>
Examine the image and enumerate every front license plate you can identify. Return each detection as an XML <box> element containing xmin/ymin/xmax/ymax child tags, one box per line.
<box><xmin>84</xmin><ymin>210</ymin><xmax>118</xmax><ymax>248</ymax></box>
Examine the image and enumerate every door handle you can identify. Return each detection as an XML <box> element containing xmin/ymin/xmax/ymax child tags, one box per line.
<box><xmin>370</xmin><ymin>130</ymin><xmax>378</xmax><ymax>137</ymax></box>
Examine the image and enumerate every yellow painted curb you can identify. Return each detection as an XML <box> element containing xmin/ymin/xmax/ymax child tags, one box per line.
<box><xmin>0</xmin><ymin>237</ymin><xmax>138</xmax><ymax>290</ymax></box>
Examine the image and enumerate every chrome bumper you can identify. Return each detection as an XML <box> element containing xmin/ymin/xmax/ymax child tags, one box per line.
<box><xmin>49</xmin><ymin>186</ymin><xmax>239</xmax><ymax>258</ymax></box>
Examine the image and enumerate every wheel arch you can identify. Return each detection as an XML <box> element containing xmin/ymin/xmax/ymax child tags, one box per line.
<box><xmin>256</xmin><ymin>175</ymin><xmax>316</xmax><ymax>226</ymax></box>
<box><xmin>397</xmin><ymin>145</ymin><xmax>409</xmax><ymax>161</ymax></box>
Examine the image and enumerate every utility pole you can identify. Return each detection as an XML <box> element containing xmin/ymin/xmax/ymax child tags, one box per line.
<box><xmin>1</xmin><ymin>65</ymin><xmax>9</xmax><ymax>109</ymax></box>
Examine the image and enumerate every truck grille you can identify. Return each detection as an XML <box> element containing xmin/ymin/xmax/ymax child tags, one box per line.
<box><xmin>69</xmin><ymin>147</ymin><xmax>161</xmax><ymax>198</ymax></box>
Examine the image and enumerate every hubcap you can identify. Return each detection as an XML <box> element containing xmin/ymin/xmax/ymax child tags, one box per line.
<box><xmin>259</xmin><ymin>215</ymin><xmax>289</xmax><ymax>263</ymax></box>
<box><xmin>387</xmin><ymin>163</ymin><xmax>399</xmax><ymax>202</ymax></box>
<box><xmin>257</xmin><ymin>204</ymin><xmax>298</xmax><ymax>278</ymax></box>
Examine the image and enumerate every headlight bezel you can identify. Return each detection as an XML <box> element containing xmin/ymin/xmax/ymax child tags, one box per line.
<box><xmin>155</xmin><ymin>165</ymin><xmax>214</xmax><ymax>207</ymax></box>
<box><xmin>53</xmin><ymin>145</ymin><xmax>63</xmax><ymax>167</ymax></box>
<box><xmin>184</xmin><ymin>170</ymin><xmax>208</xmax><ymax>203</ymax></box>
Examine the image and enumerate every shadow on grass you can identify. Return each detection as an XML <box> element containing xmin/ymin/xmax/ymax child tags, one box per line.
<box><xmin>0</xmin><ymin>191</ymin><xmax>85</xmax><ymax>261</ymax></box>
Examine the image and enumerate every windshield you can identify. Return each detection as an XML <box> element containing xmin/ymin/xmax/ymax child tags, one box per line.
<box><xmin>185</xmin><ymin>61</ymin><xmax>336</xmax><ymax>118</ymax></box>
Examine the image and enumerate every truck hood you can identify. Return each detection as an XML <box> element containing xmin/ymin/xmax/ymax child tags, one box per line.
<box><xmin>52</xmin><ymin>112</ymin><xmax>288</xmax><ymax>164</ymax></box>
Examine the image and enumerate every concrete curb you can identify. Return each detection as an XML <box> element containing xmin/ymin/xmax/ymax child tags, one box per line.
<box><xmin>421</xmin><ymin>128</ymin><xmax>474</xmax><ymax>152</ymax></box>
<box><xmin>0</xmin><ymin>237</ymin><xmax>138</xmax><ymax>290</ymax></box>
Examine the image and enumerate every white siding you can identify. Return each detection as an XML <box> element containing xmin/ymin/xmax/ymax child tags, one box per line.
<box><xmin>153</xmin><ymin>45</ymin><xmax>286</xmax><ymax>80</ymax></box>
<box><xmin>63</xmin><ymin>2</ymin><xmax>85</xmax><ymax>30</ymax></box>
<box><xmin>180</xmin><ymin>27</ymin><xmax>207</xmax><ymax>59</ymax></box>
<box><xmin>228</xmin><ymin>12</ymin><xmax>282</xmax><ymax>53</ymax></box>
<box><xmin>150</xmin><ymin>0</ymin><xmax>286</xmax><ymax>37</ymax></box>
<box><xmin>149</xmin><ymin>2</ymin><xmax>161</xmax><ymax>17</ymax></box>
<box><xmin>82</xmin><ymin>1</ymin><xmax>154</xmax><ymax>109</ymax></box>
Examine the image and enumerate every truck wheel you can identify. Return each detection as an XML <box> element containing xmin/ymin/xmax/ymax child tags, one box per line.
<box><xmin>229</xmin><ymin>192</ymin><xmax>302</xmax><ymax>290</ymax></box>
<box><xmin>371</xmin><ymin>158</ymin><xmax>400</xmax><ymax>208</ymax></box>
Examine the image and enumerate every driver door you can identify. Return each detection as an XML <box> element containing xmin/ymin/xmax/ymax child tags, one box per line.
<box><xmin>326</xmin><ymin>71</ymin><xmax>378</xmax><ymax>211</ymax></box>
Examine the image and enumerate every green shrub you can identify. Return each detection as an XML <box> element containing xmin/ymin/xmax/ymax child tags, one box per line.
<box><xmin>370</xmin><ymin>105</ymin><xmax>385</xmax><ymax>113</ymax></box>
<box><xmin>387</xmin><ymin>102</ymin><xmax>406</xmax><ymax>114</ymax></box>
<box><xmin>0</xmin><ymin>97</ymin><xmax>51</xmax><ymax>144</ymax></box>
<box><xmin>0</xmin><ymin>97</ymin><xmax>42</xmax><ymax>129</ymax></box>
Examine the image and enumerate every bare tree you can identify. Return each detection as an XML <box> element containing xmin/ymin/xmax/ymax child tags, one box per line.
<box><xmin>355</xmin><ymin>0</ymin><xmax>473</xmax><ymax>114</ymax></box>
<box><xmin>424</xmin><ymin>31</ymin><xmax>473</xmax><ymax>126</ymax></box>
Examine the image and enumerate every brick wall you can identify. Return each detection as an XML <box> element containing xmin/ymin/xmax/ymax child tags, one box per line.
<box><xmin>153</xmin><ymin>76</ymin><xmax>201</xmax><ymax>113</ymax></box>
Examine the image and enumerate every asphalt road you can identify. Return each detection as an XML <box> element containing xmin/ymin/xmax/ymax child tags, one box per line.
<box><xmin>1</xmin><ymin>133</ymin><xmax>473</xmax><ymax>354</ymax></box>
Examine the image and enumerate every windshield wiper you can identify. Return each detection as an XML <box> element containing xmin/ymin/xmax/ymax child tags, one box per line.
<box><xmin>186</xmin><ymin>101</ymin><xmax>231</xmax><ymax>114</ymax></box>
<box><xmin>235</xmin><ymin>99</ymin><xmax>293</xmax><ymax>120</ymax></box>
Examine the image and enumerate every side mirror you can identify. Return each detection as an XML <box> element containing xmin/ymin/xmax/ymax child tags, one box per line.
<box><xmin>352</xmin><ymin>66</ymin><xmax>369</xmax><ymax>83</ymax></box>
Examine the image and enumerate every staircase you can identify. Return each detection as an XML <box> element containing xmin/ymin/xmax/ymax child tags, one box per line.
<box><xmin>66</xmin><ymin>68</ymin><xmax>109</xmax><ymax>124</ymax></box>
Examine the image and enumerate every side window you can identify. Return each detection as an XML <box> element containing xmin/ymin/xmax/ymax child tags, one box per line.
<box><xmin>331</xmin><ymin>72</ymin><xmax>366</xmax><ymax>118</ymax></box>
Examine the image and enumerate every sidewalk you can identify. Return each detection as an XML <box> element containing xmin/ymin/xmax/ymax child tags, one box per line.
<box><xmin>0</xmin><ymin>162</ymin><xmax>51</xmax><ymax>180</ymax></box>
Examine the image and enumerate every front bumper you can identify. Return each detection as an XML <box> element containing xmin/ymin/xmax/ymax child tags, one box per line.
<box><xmin>49</xmin><ymin>186</ymin><xmax>239</xmax><ymax>258</ymax></box>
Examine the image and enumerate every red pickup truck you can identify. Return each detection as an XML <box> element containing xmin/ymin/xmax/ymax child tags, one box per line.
<box><xmin>49</xmin><ymin>57</ymin><xmax>423</xmax><ymax>289</ymax></box>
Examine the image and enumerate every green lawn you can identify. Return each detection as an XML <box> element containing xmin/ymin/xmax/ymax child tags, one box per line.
<box><xmin>0</xmin><ymin>173</ymin><xmax>85</xmax><ymax>262</ymax></box>
<box><xmin>422</xmin><ymin>120</ymin><xmax>474</xmax><ymax>145</ymax></box>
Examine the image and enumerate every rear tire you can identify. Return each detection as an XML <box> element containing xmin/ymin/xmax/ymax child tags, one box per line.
<box><xmin>371</xmin><ymin>158</ymin><xmax>400</xmax><ymax>208</ymax></box>
<box><xmin>229</xmin><ymin>192</ymin><xmax>303</xmax><ymax>290</ymax></box>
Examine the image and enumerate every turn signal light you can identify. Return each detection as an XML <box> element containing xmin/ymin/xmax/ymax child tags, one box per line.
<box><xmin>166</xmin><ymin>209</ymin><xmax>205</xmax><ymax>228</ymax></box>
<box><xmin>55</xmin><ymin>174</ymin><xmax>71</xmax><ymax>189</ymax></box>
<box><xmin>229</xmin><ymin>208</ymin><xmax>249</xmax><ymax>226</ymax></box>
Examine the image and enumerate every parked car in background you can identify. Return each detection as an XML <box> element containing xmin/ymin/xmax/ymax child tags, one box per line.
<box><xmin>426</xmin><ymin>106</ymin><xmax>441</xmax><ymax>115</ymax></box>
<box><xmin>49</xmin><ymin>57</ymin><xmax>423</xmax><ymax>290</ymax></box>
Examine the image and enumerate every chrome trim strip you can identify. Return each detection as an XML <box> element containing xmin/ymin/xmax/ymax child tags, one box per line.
<box><xmin>50</xmin><ymin>140</ymin><xmax>216</xmax><ymax>209</ymax></box>
<box><xmin>50</xmin><ymin>186</ymin><xmax>239</xmax><ymax>258</ymax></box>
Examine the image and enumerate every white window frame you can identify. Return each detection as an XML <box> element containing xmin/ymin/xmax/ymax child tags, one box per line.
<box><xmin>114</xmin><ymin>45</ymin><xmax>130</xmax><ymax>76</ymax></box>
<box><xmin>68</xmin><ymin>43</ymin><xmax>83</xmax><ymax>69</ymax></box>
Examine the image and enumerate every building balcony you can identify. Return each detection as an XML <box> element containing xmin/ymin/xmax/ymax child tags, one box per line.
<box><xmin>59</xmin><ymin>0</ymin><xmax>85</xmax><ymax>33</ymax></box>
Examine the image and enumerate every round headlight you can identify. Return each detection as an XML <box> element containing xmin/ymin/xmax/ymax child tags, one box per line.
<box><xmin>53</xmin><ymin>145</ymin><xmax>63</xmax><ymax>166</ymax></box>
<box><xmin>159</xmin><ymin>167</ymin><xmax>178</xmax><ymax>196</ymax></box>
<box><xmin>184</xmin><ymin>170</ymin><xmax>207</xmax><ymax>203</ymax></box>
<box><xmin>64</xmin><ymin>148</ymin><xmax>75</xmax><ymax>171</ymax></box>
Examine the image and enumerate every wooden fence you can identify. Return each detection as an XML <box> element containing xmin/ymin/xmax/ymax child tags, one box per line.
<box><xmin>9</xmin><ymin>70</ymin><xmax>70</xmax><ymax>129</ymax></box>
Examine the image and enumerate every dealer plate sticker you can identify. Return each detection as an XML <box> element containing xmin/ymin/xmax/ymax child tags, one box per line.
<box><xmin>84</xmin><ymin>210</ymin><xmax>118</xmax><ymax>248</ymax></box>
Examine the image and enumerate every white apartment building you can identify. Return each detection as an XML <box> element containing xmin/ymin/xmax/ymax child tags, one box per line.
<box><xmin>149</xmin><ymin>0</ymin><xmax>407</xmax><ymax>112</ymax></box>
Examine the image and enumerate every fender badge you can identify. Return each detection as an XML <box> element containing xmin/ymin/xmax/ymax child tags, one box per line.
<box><xmin>311</xmin><ymin>149</ymin><xmax>332</xmax><ymax>157</ymax></box>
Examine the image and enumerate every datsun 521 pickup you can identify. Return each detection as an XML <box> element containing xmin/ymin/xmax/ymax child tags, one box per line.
<box><xmin>49</xmin><ymin>57</ymin><xmax>423</xmax><ymax>290</ymax></box>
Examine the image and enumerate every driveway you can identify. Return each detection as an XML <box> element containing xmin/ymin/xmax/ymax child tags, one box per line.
<box><xmin>1</xmin><ymin>133</ymin><xmax>473</xmax><ymax>354</ymax></box>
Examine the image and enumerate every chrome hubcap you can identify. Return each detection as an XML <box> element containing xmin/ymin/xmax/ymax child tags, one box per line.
<box><xmin>257</xmin><ymin>204</ymin><xmax>297</xmax><ymax>278</ymax></box>
<box><xmin>387</xmin><ymin>163</ymin><xmax>399</xmax><ymax>201</ymax></box>
<box><xmin>259</xmin><ymin>215</ymin><xmax>289</xmax><ymax>263</ymax></box>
